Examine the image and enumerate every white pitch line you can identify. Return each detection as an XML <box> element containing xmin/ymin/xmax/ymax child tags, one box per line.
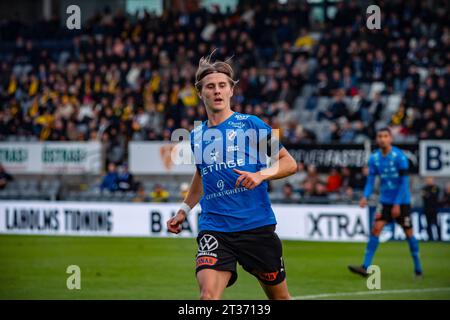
<box><xmin>293</xmin><ymin>287</ymin><xmax>450</xmax><ymax>300</ymax></box>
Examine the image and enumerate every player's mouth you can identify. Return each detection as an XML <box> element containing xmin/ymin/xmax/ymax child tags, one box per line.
<box><xmin>213</xmin><ymin>98</ymin><xmax>223</xmax><ymax>104</ymax></box>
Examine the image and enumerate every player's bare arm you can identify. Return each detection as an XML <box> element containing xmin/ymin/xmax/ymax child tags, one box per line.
<box><xmin>167</xmin><ymin>170</ymin><xmax>203</xmax><ymax>234</ymax></box>
<box><xmin>234</xmin><ymin>147</ymin><xmax>297</xmax><ymax>190</ymax></box>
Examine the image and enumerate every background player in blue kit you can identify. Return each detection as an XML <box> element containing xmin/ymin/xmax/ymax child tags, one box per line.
<box><xmin>348</xmin><ymin>128</ymin><xmax>423</xmax><ymax>278</ymax></box>
<box><xmin>166</xmin><ymin>53</ymin><xmax>297</xmax><ymax>300</ymax></box>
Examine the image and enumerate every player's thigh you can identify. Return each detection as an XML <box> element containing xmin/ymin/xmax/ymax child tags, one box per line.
<box><xmin>372</xmin><ymin>204</ymin><xmax>390</xmax><ymax>235</ymax></box>
<box><xmin>258</xmin><ymin>279</ymin><xmax>291</xmax><ymax>300</ymax></box>
<box><xmin>396</xmin><ymin>204</ymin><xmax>413</xmax><ymax>233</ymax></box>
<box><xmin>371</xmin><ymin>220</ymin><xmax>387</xmax><ymax>236</ymax></box>
<box><xmin>195</xmin><ymin>231</ymin><xmax>238</xmax><ymax>294</ymax></box>
<box><xmin>402</xmin><ymin>227</ymin><xmax>414</xmax><ymax>238</ymax></box>
<box><xmin>196</xmin><ymin>269</ymin><xmax>232</xmax><ymax>300</ymax></box>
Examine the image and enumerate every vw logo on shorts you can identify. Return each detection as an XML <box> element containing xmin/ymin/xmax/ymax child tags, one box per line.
<box><xmin>199</xmin><ymin>234</ymin><xmax>219</xmax><ymax>251</ymax></box>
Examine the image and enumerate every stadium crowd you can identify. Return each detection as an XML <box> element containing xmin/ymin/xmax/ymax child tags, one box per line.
<box><xmin>1</xmin><ymin>1</ymin><xmax>449</xmax><ymax>148</ymax></box>
<box><xmin>0</xmin><ymin>0</ymin><xmax>449</xmax><ymax>203</ymax></box>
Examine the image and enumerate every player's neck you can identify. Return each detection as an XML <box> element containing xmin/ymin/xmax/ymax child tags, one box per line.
<box><xmin>206</xmin><ymin>108</ymin><xmax>234</xmax><ymax>127</ymax></box>
<box><xmin>380</xmin><ymin>146</ymin><xmax>392</xmax><ymax>156</ymax></box>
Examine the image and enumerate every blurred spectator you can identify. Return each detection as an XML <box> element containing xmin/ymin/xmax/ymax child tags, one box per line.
<box><xmin>132</xmin><ymin>183</ymin><xmax>150</xmax><ymax>203</ymax></box>
<box><xmin>150</xmin><ymin>184</ymin><xmax>170</xmax><ymax>202</ymax></box>
<box><xmin>441</xmin><ymin>183</ymin><xmax>450</xmax><ymax>208</ymax></box>
<box><xmin>282</xmin><ymin>183</ymin><xmax>296</xmax><ymax>203</ymax></box>
<box><xmin>422</xmin><ymin>177</ymin><xmax>441</xmax><ymax>241</ymax></box>
<box><xmin>117</xmin><ymin>163</ymin><xmax>135</xmax><ymax>191</ymax></box>
<box><xmin>180</xmin><ymin>182</ymin><xmax>189</xmax><ymax>200</ymax></box>
<box><xmin>318</xmin><ymin>90</ymin><xmax>349</xmax><ymax>121</ymax></box>
<box><xmin>340</xmin><ymin>167</ymin><xmax>352</xmax><ymax>191</ymax></box>
<box><xmin>340</xmin><ymin>184</ymin><xmax>359</xmax><ymax>202</ymax></box>
<box><xmin>287</xmin><ymin>162</ymin><xmax>307</xmax><ymax>191</ymax></box>
<box><xmin>339</xmin><ymin>121</ymin><xmax>357</xmax><ymax>143</ymax></box>
<box><xmin>302</xmin><ymin>179</ymin><xmax>314</xmax><ymax>197</ymax></box>
<box><xmin>326</xmin><ymin>168</ymin><xmax>342</xmax><ymax>193</ymax></box>
<box><xmin>302</xmin><ymin>165</ymin><xmax>319</xmax><ymax>195</ymax></box>
<box><xmin>305</xmin><ymin>165</ymin><xmax>319</xmax><ymax>185</ymax></box>
<box><xmin>302</xmin><ymin>165</ymin><xmax>327</xmax><ymax>198</ymax></box>
<box><xmin>294</xmin><ymin>28</ymin><xmax>315</xmax><ymax>52</ymax></box>
<box><xmin>369</xmin><ymin>93</ymin><xmax>384</xmax><ymax>124</ymax></box>
<box><xmin>312</xmin><ymin>182</ymin><xmax>328</xmax><ymax>198</ymax></box>
<box><xmin>100</xmin><ymin>163</ymin><xmax>119</xmax><ymax>192</ymax></box>
<box><xmin>0</xmin><ymin>164</ymin><xmax>13</xmax><ymax>190</ymax></box>
<box><xmin>350</xmin><ymin>166</ymin><xmax>367</xmax><ymax>191</ymax></box>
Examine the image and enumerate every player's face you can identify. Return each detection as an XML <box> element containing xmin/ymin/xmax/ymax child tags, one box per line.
<box><xmin>199</xmin><ymin>73</ymin><xmax>233</xmax><ymax>113</ymax></box>
<box><xmin>376</xmin><ymin>131</ymin><xmax>392</xmax><ymax>149</ymax></box>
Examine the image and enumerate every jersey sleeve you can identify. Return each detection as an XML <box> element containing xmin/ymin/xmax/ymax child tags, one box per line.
<box><xmin>363</xmin><ymin>154</ymin><xmax>377</xmax><ymax>199</ymax></box>
<box><xmin>396</xmin><ymin>150</ymin><xmax>409</xmax><ymax>173</ymax></box>
<box><xmin>393</xmin><ymin>150</ymin><xmax>410</xmax><ymax>204</ymax></box>
<box><xmin>249</xmin><ymin>115</ymin><xmax>284</xmax><ymax>157</ymax></box>
<box><xmin>367</xmin><ymin>154</ymin><xmax>378</xmax><ymax>175</ymax></box>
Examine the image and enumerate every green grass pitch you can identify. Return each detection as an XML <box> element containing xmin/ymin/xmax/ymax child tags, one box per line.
<box><xmin>0</xmin><ymin>235</ymin><xmax>449</xmax><ymax>300</ymax></box>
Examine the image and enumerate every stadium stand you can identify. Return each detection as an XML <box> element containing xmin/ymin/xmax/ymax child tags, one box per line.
<box><xmin>0</xmin><ymin>0</ymin><xmax>449</xmax><ymax>204</ymax></box>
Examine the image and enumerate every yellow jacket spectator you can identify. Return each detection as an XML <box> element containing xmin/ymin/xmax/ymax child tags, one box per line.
<box><xmin>29</xmin><ymin>76</ymin><xmax>39</xmax><ymax>96</ymax></box>
<box><xmin>150</xmin><ymin>184</ymin><xmax>170</xmax><ymax>202</ymax></box>
<box><xmin>170</xmin><ymin>83</ymin><xmax>180</xmax><ymax>105</ymax></box>
<box><xmin>294</xmin><ymin>29</ymin><xmax>315</xmax><ymax>51</ymax></box>
<box><xmin>34</xmin><ymin>112</ymin><xmax>54</xmax><ymax>140</ymax></box>
<box><xmin>149</xmin><ymin>73</ymin><xmax>161</xmax><ymax>93</ymax></box>
<box><xmin>391</xmin><ymin>105</ymin><xmax>406</xmax><ymax>126</ymax></box>
<box><xmin>7</xmin><ymin>75</ymin><xmax>17</xmax><ymax>95</ymax></box>
<box><xmin>179</xmin><ymin>83</ymin><xmax>199</xmax><ymax>107</ymax></box>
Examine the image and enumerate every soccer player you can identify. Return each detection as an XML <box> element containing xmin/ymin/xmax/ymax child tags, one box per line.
<box><xmin>348</xmin><ymin>128</ymin><xmax>423</xmax><ymax>278</ymax></box>
<box><xmin>166</xmin><ymin>54</ymin><xmax>297</xmax><ymax>300</ymax></box>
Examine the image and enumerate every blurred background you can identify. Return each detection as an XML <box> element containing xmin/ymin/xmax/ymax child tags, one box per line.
<box><xmin>0</xmin><ymin>0</ymin><xmax>449</xmax><ymax>207</ymax></box>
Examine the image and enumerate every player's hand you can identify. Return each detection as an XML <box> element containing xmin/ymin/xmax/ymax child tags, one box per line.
<box><xmin>359</xmin><ymin>197</ymin><xmax>368</xmax><ymax>208</ymax></box>
<box><xmin>167</xmin><ymin>211</ymin><xmax>187</xmax><ymax>234</ymax></box>
<box><xmin>391</xmin><ymin>205</ymin><xmax>401</xmax><ymax>218</ymax></box>
<box><xmin>233</xmin><ymin>168</ymin><xmax>264</xmax><ymax>190</ymax></box>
